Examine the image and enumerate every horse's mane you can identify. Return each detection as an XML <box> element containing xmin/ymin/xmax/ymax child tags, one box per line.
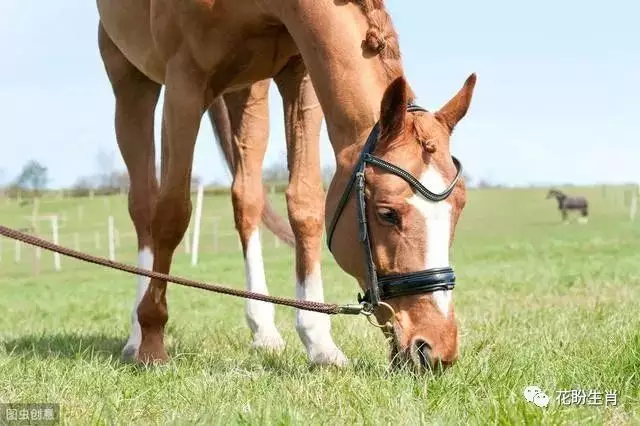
<box><xmin>352</xmin><ymin>0</ymin><xmax>401</xmax><ymax>61</ymax></box>
<box><xmin>350</xmin><ymin>0</ymin><xmax>413</xmax><ymax>100</ymax></box>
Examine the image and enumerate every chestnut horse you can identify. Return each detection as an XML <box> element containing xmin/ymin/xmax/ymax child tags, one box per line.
<box><xmin>97</xmin><ymin>0</ymin><xmax>476</xmax><ymax>372</ymax></box>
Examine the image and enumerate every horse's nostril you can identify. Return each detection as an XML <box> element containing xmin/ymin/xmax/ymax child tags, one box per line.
<box><xmin>411</xmin><ymin>338</ymin><xmax>432</xmax><ymax>369</ymax></box>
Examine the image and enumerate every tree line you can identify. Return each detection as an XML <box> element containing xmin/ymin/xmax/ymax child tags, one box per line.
<box><xmin>0</xmin><ymin>150</ymin><xmax>487</xmax><ymax>200</ymax></box>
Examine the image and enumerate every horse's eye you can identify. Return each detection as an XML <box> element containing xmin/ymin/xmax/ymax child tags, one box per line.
<box><xmin>377</xmin><ymin>208</ymin><xmax>400</xmax><ymax>225</ymax></box>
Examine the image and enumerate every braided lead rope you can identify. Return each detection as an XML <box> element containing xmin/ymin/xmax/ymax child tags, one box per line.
<box><xmin>0</xmin><ymin>225</ymin><xmax>365</xmax><ymax>316</ymax></box>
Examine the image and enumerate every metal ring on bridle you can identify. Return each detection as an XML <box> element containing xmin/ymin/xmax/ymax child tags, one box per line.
<box><xmin>365</xmin><ymin>301</ymin><xmax>396</xmax><ymax>330</ymax></box>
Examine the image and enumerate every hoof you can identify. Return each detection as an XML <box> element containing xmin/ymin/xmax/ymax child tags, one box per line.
<box><xmin>251</xmin><ymin>330</ymin><xmax>286</xmax><ymax>353</ymax></box>
<box><xmin>135</xmin><ymin>341</ymin><xmax>169</xmax><ymax>365</ymax></box>
<box><xmin>121</xmin><ymin>343</ymin><xmax>138</xmax><ymax>363</ymax></box>
<box><xmin>309</xmin><ymin>346</ymin><xmax>349</xmax><ymax>367</ymax></box>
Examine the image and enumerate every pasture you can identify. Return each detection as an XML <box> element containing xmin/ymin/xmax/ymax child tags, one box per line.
<box><xmin>0</xmin><ymin>185</ymin><xmax>638</xmax><ymax>424</ymax></box>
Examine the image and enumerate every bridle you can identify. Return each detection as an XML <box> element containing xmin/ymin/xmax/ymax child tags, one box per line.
<box><xmin>326</xmin><ymin>104</ymin><xmax>463</xmax><ymax>309</ymax></box>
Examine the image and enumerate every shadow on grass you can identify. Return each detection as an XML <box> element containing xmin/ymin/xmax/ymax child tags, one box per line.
<box><xmin>1</xmin><ymin>333</ymin><xmax>125</xmax><ymax>361</ymax></box>
<box><xmin>1</xmin><ymin>331</ymin><xmax>389</xmax><ymax>377</ymax></box>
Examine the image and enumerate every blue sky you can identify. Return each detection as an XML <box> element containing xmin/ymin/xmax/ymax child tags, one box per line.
<box><xmin>0</xmin><ymin>1</ymin><xmax>638</xmax><ymax>188</ymax></box>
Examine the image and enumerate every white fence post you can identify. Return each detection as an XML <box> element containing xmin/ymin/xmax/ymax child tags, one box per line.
<box><xmin>74</xmin><ymin>232</ymin><xmax>80</xmax><ymax>251</ymax></box>
<box><xmin>14</xmin><ymin>240</ymin><xmax>21</xmax><ymax>263</ymax></box>
<box><xmin>108</xmin><ymin>216</ymin><xmax>116</xmax><ymax>261</ymax></box>
<box><xmin>51</xmin><ymin>215</ymin><xmax>61</xmax><ymax>271</ymax></box>
<box><xmin>191</xmin><ymin>184</ymin><xmax>204</xmax><ymax>266</ymax></box>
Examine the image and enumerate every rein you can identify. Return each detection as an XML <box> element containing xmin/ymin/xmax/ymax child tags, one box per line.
<box><xmin>0</xmin><ymin>225</ymin><xmax>367</xmax><ymax>317</ymax></box>
<box><xmin>326</xmin><ymin>104</ymin><xmax>462</xmax><ymax>308</ymax></box>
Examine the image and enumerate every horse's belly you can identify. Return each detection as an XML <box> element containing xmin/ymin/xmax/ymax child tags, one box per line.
<box><xmin>97</xmin><ymin>0</ymin><xmax>298</xmax><ymax>89</ymax></box>
<box><xmin>97</xmin><ymin>0</ymin><xmax>166</xmax><ymax>83</ymax></box>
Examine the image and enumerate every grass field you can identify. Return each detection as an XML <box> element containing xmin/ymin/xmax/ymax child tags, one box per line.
<box><xmin>0</xmin><ymin>185</ymin><xmax>639</xmax><ymax>425</ymax></box>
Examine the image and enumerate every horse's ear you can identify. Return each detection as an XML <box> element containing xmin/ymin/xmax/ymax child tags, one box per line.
<box><xmin>435</xmin><ymin>73</ymin><xmax>476</xmax><ymax>133</ymax></box>
<box><xmin>379</xmin><ymin>77</ymin><xmax>408</xmax><ymax>141</ymax></box>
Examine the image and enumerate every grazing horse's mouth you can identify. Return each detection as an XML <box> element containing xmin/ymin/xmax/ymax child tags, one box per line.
<box><xmin>383</xmin><ymin>320</ymin><xmax>455</xmax><ymax>374</ymax></box>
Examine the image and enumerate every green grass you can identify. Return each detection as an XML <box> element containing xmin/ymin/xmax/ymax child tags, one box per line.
<box><xmin>0</xmin><ymin>185</ymin><xmax>639</xmax><ymax>425</ymax></box>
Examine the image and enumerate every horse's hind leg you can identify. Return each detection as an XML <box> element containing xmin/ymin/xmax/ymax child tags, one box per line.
<box><xmin>275</xmin><ymin>56</ymin><xmax>347</xmax><ymax>366</ymax></box>
<box><xmin>98</xmin><ymin>23</ymin><xmax>161</xmax><ymax>361</ymax></box>
<box><xmin>578</xmin><ymin>206</ymin><xmax>589</xmax><ymax>224</ymax></box>
<box><xmin>224</xmin><ymin>80</ymin><xmax>285</xmax><ymax>351</ymax></box>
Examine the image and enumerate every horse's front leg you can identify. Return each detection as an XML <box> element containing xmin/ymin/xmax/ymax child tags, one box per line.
<box><xmin>275</xmin><ymin>56</ymin><xmax>347</xmax><ymax>366</ymax></box>
<box><xmin>98</xmin><ymin>23</ymin><xmax>161</xmax><ymax>361</ymax></box>
<box><xmin>136</xmin><ymin>52</ymin><xmax>209</xmax><ymax>363</ymax></box>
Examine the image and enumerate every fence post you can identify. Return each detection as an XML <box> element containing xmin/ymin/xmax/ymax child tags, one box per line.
<box><xmin>32</xmin><ymin>198</ymin><xmax>41</xmax><ymax>275</ymax></box>
<box><xmin>191</xmin><ymin>184</ymin><xmax>204</xmax><ymax>266</ymax></box>
<box><xmin>51</xmin><ymin>215</ymin><xmax>61</xmax><ymax>271</ymax></box>
<box><xmin>74</xmin><ymin>232</ymin><xmax>80</xmax><ymax>251</ymax></box>
<box><xmin>14</xmin><ymin>240</ymin><xmax>21</xmax><ymax>263</ymax></box>
<box><xmin>108</xmin><ymin>216</ymin><xmax>116</xmax><ymax>261</ymax></box>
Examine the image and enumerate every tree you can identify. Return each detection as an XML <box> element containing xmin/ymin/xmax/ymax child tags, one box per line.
<box><xmin>95</xmin><ymin>150</ymin><xmax>119</xmax><ymax>190</ymax></box>
<box><xmin>191</xmin><ymin>175</ymin><xmax>202</xmax><ymax>191</ymax></box>
<box><xmin>14</xmin><ymin>160</ymin><xmax>48</xmax><ymax>196</ymax></box>
<box><xmin>263</xmin><ymin>158</ymin><xmax>289</xmax><ymax>183</ymax></box>
<box><xmin>462</xmin><ymin>172</ymin><xmax>473</xmax><ymax>188</ymax></box>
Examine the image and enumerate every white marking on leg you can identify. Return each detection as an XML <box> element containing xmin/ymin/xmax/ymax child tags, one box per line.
<box><xmin>295</xmin><ymin>262</ymin><xmax>347</xmax><ymax>366</ymax></box>
<box><xmin>122</xmin><ymin>247</ymin><xmax>152</xmax><ymax>358</ymax></box>
<box><xmin>244</xmin><ymin>229</ymin><xmax>284</xmax><ymax>350</ymax></box>
<box><xmin>407</xmin><ymin>166</ymin><xmax>453</xmax><ymax>318</ymax></box>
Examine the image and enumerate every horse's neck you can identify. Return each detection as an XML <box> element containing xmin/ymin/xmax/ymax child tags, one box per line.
<box><xmin>287</xmin><ymin>1</ymin><xmax>404</xmax><ymax>160</ymax></box>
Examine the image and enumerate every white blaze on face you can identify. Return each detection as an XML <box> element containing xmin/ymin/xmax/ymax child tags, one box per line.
<box><xmin>406</xmin><ymin>165</ymin><xmax>453</xmax><ymax>317</ymax></box>
<box><xmin>123</xmin><ymin>246</ymin><xmax>153</xmax><ymax>356</ymax></box>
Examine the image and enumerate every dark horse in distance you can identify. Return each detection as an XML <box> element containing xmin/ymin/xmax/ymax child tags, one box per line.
<box><xmin>546</xmin><ymin>189</ymin><xmax>589</xmax><ymax>223</ymax></box>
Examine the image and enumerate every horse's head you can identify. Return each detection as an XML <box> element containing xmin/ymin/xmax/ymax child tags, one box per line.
<box><xmin>327</xmin><ymin>74</ymin><xmax>476</xmax><ymax>373</ymax></box>
<box><xmin>546</xmin><ymin>189</ymin><xmax>565</xmax><ymax>200</ymax></box>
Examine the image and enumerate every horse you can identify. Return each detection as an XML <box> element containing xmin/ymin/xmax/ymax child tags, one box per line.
<box><xmin>546</xmin><ymin>189</ymin><xmax>589</xmax><ymax>224</ymax></box>
<box><xmin>97</xmin><ymin>0</ymin><xmax>476</xmax><ymax>373</ymax></box>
